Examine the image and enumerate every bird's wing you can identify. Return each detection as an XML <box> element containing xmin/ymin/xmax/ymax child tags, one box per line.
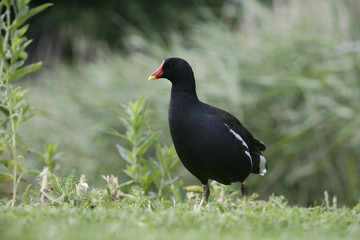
<box><xmin>212</xmin><ymin>106</ymin><xmax>266</xmax><ymax>154</ymax></box>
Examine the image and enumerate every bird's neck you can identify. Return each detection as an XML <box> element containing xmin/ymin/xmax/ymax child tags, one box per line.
<box><xmin>170</xmin><ymin>74</ymin><xmax>198</xmax><ymax>102</ymax></box>
<box><xmin>169</xmin><ymin>80</ymin><xmax>199</xmax><ymax>125</ymax></box>
<box><xmin>170</xmin><ymin>83</ymin><xmax>198</xmax><ymax>104</ymax></box>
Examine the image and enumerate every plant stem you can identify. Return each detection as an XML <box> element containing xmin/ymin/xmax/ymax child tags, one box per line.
<box><xmin>9</xmin><ymin>97</ymin><xmax>19</xmax><ymax>206</ymax></box>
<box><xmin>1</xmin><ymin>5</ymin><xmax>19</xmax><ymax>207</ymax></box>
<box><xmin>0</xmin><ymin>59</ymin><xmax>4</xmax><ymax>86</ymax></box>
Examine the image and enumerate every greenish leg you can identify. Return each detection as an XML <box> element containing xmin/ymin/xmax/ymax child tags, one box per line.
<box><xmin>199</xmin><ymin>183</ymin><xmax>210</xmax><ymax>207</ymax></box>
<box><xmin>241</xmin><ymin>180</ymin><xmax>249</xmax><ymax>201</ymax></box>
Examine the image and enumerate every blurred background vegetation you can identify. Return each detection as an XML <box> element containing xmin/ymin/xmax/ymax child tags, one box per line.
<box><xmin>14</xmin><ymin>0</ymin><xmax>360</xmax><ymax>206</ymax></box>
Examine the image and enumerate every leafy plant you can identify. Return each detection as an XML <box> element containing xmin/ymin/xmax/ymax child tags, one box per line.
<box><xmin>36</xmin><ymin>142</ymin><xmax>62</xmax><ymax>173</ymax></box>
<box><xmin>0</xmin><ymin>0</ymin><xmax>52</xmax><ymax>206</ymax></box>
<box><xmin>104</xmin><ymin>96</ymin><xmax>182</xmax><ymax>201</ymax></box>
<box><xmin>102</xmin><ymin>174</ymin><xmax>123</xmax><ymax>201</ymax></box>
<box><xmin>35</xmin><ymin>167</ymin><xmax>92</xmax><ymax>207</ymax></box>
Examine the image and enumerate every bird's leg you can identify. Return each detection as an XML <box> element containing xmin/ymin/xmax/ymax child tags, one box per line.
<box><xmin>199</xmin><ymin>183</ymin><xmax>210</xmax><ymax>207</ymax></box>
<box><xmin>241</xmin><ymin>181</ymin><xmax>249</xmax><ymax>201</ymax></box>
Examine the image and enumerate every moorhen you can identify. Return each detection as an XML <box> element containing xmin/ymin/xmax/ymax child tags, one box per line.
<box><xmin>148</xmin><ymin>57</ymin><xmax>267</xmax><ymax>205</ymax></box>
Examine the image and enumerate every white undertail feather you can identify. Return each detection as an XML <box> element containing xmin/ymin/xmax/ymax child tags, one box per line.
<box><xmin>224</xmin><ymin>123</ymin><xmax>253</xmax><ymax>167</ymax></box>
<box><xmin>259</xmin><ymin>155</ymin><xmax>267</xmax><ymax>176</ymax></box>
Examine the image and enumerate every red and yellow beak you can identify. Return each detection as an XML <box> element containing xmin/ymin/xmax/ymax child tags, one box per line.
<box><xmin>148</xmin><ymin>60</ymin><xmax>165</xmax><ymax>81</ymax></box>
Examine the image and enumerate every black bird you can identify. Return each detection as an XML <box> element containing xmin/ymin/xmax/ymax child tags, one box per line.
<box><xmin>148</xmin><ymin>57</ymin><xmax>267</xmax><ymax>205</ymax></box>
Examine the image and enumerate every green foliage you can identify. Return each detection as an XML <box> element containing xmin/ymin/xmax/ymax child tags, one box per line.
<box><xmin>0</xmin><ymin>195</ymin><xmax>359</xmax><ymax>240</ymax></box>
<box><xmin>104</xmin><ymin>97</ymin><xmax>182</xmax><ymax>200</ymax></box>
<box><xmin>0</xmin><ymin>0</ymin><xmax>51</xmax><ymax>205</ymax></box>
<box><xmin>0</xmin><ymin>0</ymin><xmax>52</xmax><ymax>83</ymax></box>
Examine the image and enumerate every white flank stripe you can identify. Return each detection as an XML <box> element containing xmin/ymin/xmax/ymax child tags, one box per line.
<box><xmin>245</xmin><ymin>151</ymin><xmax>251</xmax><ymax>160</ymax></box>
<box><xmin>259</xmin><ymin>155</ymin><xmax>267</xmax><ymax>176</ymax></box>
<box><xmin>224</xmin><ymin>123</ymin><xmax>252</xmax><ymax>167</ymax></box>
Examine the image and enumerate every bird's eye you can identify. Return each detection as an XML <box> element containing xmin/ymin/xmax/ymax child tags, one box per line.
<box><xmin>168</xmin><ymin>62</ymin><xmax>174</xmax><ymax>67</ymax></box>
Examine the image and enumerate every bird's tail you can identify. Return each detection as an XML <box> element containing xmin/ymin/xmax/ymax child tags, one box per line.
<box><xmin>250</xmin><ymin>154</ymin><xmax>267</xmax><ymax>176</ymax></box>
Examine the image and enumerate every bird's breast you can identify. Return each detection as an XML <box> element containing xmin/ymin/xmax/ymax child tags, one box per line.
<box><xmin>168</xmin><ymin>106</ymin><xmax>229</xmax><ymax>156</ymax></box>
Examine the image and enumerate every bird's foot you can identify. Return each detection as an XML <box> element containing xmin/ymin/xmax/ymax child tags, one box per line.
<box><xmin>198</xmin><ymin>196</ymin><xmax>207</xmax><ymax>208</ymax></box>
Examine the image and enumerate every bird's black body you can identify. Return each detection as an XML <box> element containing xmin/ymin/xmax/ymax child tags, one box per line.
<box><xmin>149</xmin><ymin>57</ymin><xmax>267</xmax><ymax>201</ymax></box>
<box><xmin>169</xmin><ymin>90</ymin><xmax>252</xmax><ymax>185</ymax></box>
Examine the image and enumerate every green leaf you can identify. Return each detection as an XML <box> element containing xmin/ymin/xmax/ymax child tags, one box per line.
<box><xmin>20</xmin><ymin>39</ymin><xmax>33</xmax><ymax>50</ymax></box>
<box><xmin>136</xmin><ymin>131</ymin><xmax>161</xmax><ymax>157</ymax></box>
<box><xmin>17</xmin><ymin>24</ymin><xmax>29</xmax><ymax>37</ymax></box>
<box><xmin>50</xmin><ymin>175</ymin><xmax>63</xmax><ymax>195</ymax></box>
<box><xmin>139</xmin><ymin>170</ymin><xmax>159</xmax><ymax>192</ymax></box>
<box><xmin>118</xmin><ymin>180</ymin><xmax>135</xmax><ymax>190</ymax></box>
<box><xmin>141</xmin><ymin>158</ymin><xmax>158</xmax><ymax>173</ymax></box>
<box><xmin>116</xmin><ymin>144</ymin><xmax>132</xmax><ymax>164</ymax></box>
<box><xmin>123</xmin><ymin>168</ymin><xmax>135</xmax><ymax>179</ymax></box>
<box><xmin>105</xmin><ymin>186</ymin><xmax>111</xmax><ymax>199</ymax></box>
<box><xmin>103</xmin><ymin>127</ymin><xmax>131</xmax><ymax>144</ymax></box>
<box><xmin>20</xmin><ymin>50</ymin><xmax>28</xmax><ymax>60</ymax></box>
<box><xmin>0</xmin><ymin>104</ymin><xmax>9</xmax><ymax>115</ymax></box>
<box><xmin>17</xmin><ymin>0</ymin><xmax>31</xmax><ymax>11</ymax></box>
<box><xmin>0</xmin><ymin>35</ymin><xmax>4</xmax><ymax>59</ymax></box>
<box><xmin>11</xmin><ymin>36</ymin><xmax>27</xmax><ymax>52</ymax></box>
<box><xmin>102</xmin><ymin>128</ymin><xmax>122</xmax><ymax>137</ymax></box>
<box><xmin>10</xmin><ymin>3</ymin><xmax>53</xmax><ymax>30</ymax></box>
<box><xmin>3</xmin><ymin>0</ymin><xmax>11</xmax><ymax>7</ymax></box>
<box><xmin>21</xmin><ymin>184</ymin><xmax>32</xmax><ymax>204</ymax></box>
<box><xmin>0</xmin><ymin>172</ymin><xmax>13</xmax><ymax>182</ymax></box>
<box><xmin>11</xmin><ymin>60</ymin><xmax>25</xmax><ymax>70</ymax></box>
<box><xmin>17</xmin><ymin>155</ymin><xmax>25</xmax><ymax>171</ymax></box>
<box><xmin>6</xmin><ymin>61</ymin><xmax>42</xmax><ymax>82</ymax></box>
<box><xmin>10</xmin><ymin>39</ymin><xmax>32</xmax><ymax>64</ymax></box>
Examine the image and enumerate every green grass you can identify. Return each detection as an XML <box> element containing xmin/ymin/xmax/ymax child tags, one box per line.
<box><xmin>1</xmin><ymin>196</ymin><xmax>359</xmax><ymax>240</ymax></box>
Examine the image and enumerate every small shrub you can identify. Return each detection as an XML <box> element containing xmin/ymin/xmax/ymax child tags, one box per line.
<box><xmin>104</xmin><ymin>96</ymin><xmax>182</xmax><ymax>201</ymax></box>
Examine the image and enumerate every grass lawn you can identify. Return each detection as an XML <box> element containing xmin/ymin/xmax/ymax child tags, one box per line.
<box><xmin>1</xmin><ymin>196</ymin><xmax>359</xmax><ymax>240</ymax></box>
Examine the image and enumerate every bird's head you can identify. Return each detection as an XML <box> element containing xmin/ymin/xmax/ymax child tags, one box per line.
<box><xmin>148</xmin><ymin>57</ymin><xmax>194</xmax><ymax>84</ymax></box>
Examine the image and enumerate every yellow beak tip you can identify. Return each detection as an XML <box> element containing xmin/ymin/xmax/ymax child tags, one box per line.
<box><xmin>148</xmin><ymin>76</ymin><xmax>157</xmax><ymax>81</ymax></box>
